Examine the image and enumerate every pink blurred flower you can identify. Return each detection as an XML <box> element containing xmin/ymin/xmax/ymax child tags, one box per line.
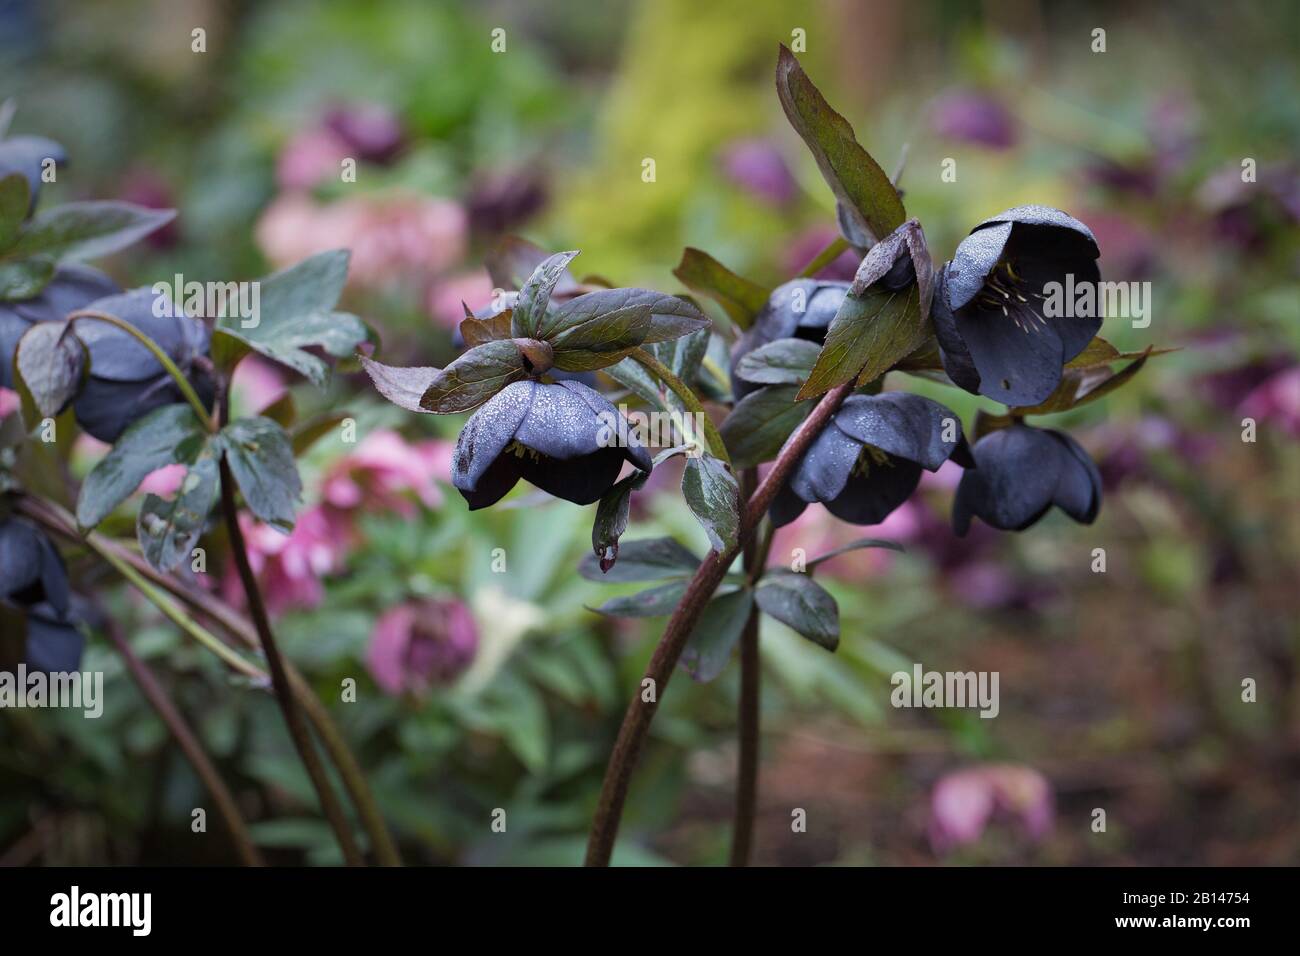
<box><xmin>427</xmin><ymin>270</ymin><xmax>496</xmax><ymax>331</ymax></box>
<box><xmin>1240</xmin><ymin>365</ymin><xmax>1300</xmax><ymax>440</ymax></box>
<box><xmin>256</xmin><ymin>193</ymin><xmax>467</xmax><ymax>288</ymax></box>
<box><xmin>0</xmin><ymin>387</ymin><xmax>17</xmax><ymax>419</ymax></box>
<box><xmin>720</xmin><ymin>138</ymin><xmax>798</xmax><ymax>205</ymax></box>
<box><xmin>321</xmin><ymin>429</ymin><xmax>451</xmax><ymax>515</ymax></box>
<box><xmin>930</xmin><ymin>764</ymin><xmax>1053</xmax><ymax>854</ymax></box>
<box><xmin>784</xmin><ymin>226</ymin><xmax>859</xmax><ymax>281</ymax></box>
<box><xmin>931</xmin><ymin>90</ymin><xmax>1018</xmax><ymax>150</ymax></box>
<box><xmin>118</xmin><ymin>168</ymin><xmax>180</xmax><ymax>248</ymax></box>
<box><xmin>230</xmin><ymin>355</ymin><xmax>287</xmax><ymax>417</ymax></box>
<box><xmin>224</xmin><ymin>506</ymin><xmax>348</xmax><ymax>615</ymax></box>
<box><xmin>367</xmin><ymin>598</ymin><xmax>478</xmax><ymax>695</ymax></box>
<box><xmin>768</xmin><ymin>498</ymin><xmax>919</xmax><ymax>580</ymax></box>
<box><xmin>277</xmin><ymin>127</ymin><xmax>352</xmax><ymax>191</ymax></box>
<box><xmin>139</xmin><ymin>464</ymin><xmax>187</xmax><ymax>497</ymax></box>
<box><xmin>323</xmin><ymin>103</ymin><xmax>404</xmax><ymax>165</ymax></box>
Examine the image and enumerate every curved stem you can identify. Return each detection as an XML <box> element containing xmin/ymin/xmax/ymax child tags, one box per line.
<box><xmin>18</xmin><ymin>494</ymin><xmax>402</xmax><ymax>867</ymax></box>
<box><xmin>797</xmin><ymin>236</ymin><xmax>849</xmax><ymax>279</ymax></box>
<box><xmin>65</xmin><ymin>310</ymin><xmax>216</xmax><ymax>432</ymax></box>
<box><xmin>629</xmin><ymin>348</ymin><xmax>730</xmax><ymax>466</ymax></box>
<box><xmin>218</xmin><ymin>457</ymin><xmax>364</xmax><ymax>866</ymax></box>
<box><xmin>105</xmin><ymin>618</ymin><xmax>265</xmax><ymax>867</ymax></box>
<box><xmin>585</xmin><ymin>381</ymin><xmax>852</xmax><ymax>866</ymax></box>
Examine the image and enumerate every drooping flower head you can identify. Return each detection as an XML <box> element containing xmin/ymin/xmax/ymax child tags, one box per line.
<box><xmin>731</xmin><ymin>279</ymin><xmax>848</xmax><ymax>399</ymax></box>
<box><xmin>933</xmin><ymin>205</ymin><xmax>1101</xmax><ymax>406</ymax></box>
<box><xmin>0</xmin><ymin>517</ymin><xmax>83</xmax><ymax>672</ymax></box>
<box><xmin>0</xmin><ymin>265</ymin><xmax>121</xmax><ymax>391</ymax></box>
<box><xmin>772</xmin><ymin>392</ymin><xmax>971</xmax><ymax>527</ymax></box>
<box><xmin>953</xmin><ymin>423</ymin><xmax>1102</xmax><ymax>535</ymax></box>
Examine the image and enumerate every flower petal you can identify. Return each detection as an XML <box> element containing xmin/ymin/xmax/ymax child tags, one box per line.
<box><xmin>832</xmin><ymin>392</ymin><xmax>966</xmax><ymax>471</ymax></box>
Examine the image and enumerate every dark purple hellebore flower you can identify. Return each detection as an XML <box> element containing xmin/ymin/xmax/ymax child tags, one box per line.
<box><xmin>323</xmin><ymin>102</ymin><xmax>405</xmax><ymax>165</ymax></box>
<box><xmin>367</xmin><ymin>598</ymin><xmax>477</xmax><ymax>695</ymax></box>
<box><xmin>71</xmin><ymin>287</ymin><xmax>215</xmax><ymax>443</ymax></box>
<box><xmin>0</xmin><ymin>264</ymin><xmax>121</xmax><ymax>390</ymax></box>
<box><xmin>0</xmin><ymin>518</ymin><xmax>82</xmax><ymax>673</ymax></box>
<box><xmin>730</xmin><ymin>279</ymin><xmax>848</xmax><ymax>399</ymax></box>
<box><xmin>770</xmin><ymin>392</ymin><xmax>971</xmax><ymax>527</ymax></box>
<box><xmin>0</xmin><ymin>132</ymin><xmax>65</xmax><ymax>213</ymax></box>
<box><xmin>932</xmin><ymin>205</ymin><xmax>1101</xmax><ymax>407</ymax></box>
<box><xmin>720</xmin><ymin>138</ymin><xmax>798</xmax><ymax>205</ymax></box>
<box><xmin>953</xmin><ymin>424</ymin><xmax>1101</xmax><ymax>535</ymax></box>
<box><xmin>453</xmin><ymin>379</ymin><xmax>652</xmax><ymax>509</ymax></box>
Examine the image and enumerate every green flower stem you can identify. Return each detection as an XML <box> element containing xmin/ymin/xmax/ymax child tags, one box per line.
<box><xmin>21</xmin><ymin>495</ymin><xmax>402</xmax><ymax>867</ymax></box>
<box><xmin>103</xmin><ymin>614</ymin><xmax>265</xmax><ymax>867</ymax></box>
<box><xmin>585</xmin><ymin>381</ymin><xmax>853</xmax><ymax>866</ymax></box>
<box><xmin>218</xmin><ymin>455</ymin><xmax>366</xmax><ymax>866</ymax></box>
<box><xmin>797</xmin><ymin>236</ymin><xmax>849</xmax><ymax>279</ymax></box>
<box><xmin>628</xmin><ymin>348</ymin><xmax>731</xmax><ymax>466</ymax></box>
<box><xmin>65</xmin><ymin>309</ymin><xmax>217</xmax><ymax>433</ymax></box>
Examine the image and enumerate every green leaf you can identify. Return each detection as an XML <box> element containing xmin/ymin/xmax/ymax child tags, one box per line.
<box><xmin>218</xmin><ymin>416</ymin><xmax>302</xmax><ymax>531</ymax></box>
<box><xmin>549</xmin><ymin>303</ymin><xmax>653</xmax><ymax>372</ymax></box>
<box><xmin>0</xmin><ymin>173</ymin><xmax>29</xmax><ymax>248</ymax></box>
<box><xmin>291</xmin><ymin>411</ymin><xmax>349</xmax><ymax>457</ymax></box>
<box><xmin>796</xmin><ymin>285</ymin><xmax>924</xmax><ymax>400</ymax></box>
<box><xmin>213</xmin><ymin>250</ymin><xmax>369</xmax><ymax>386</ymax></box>
<box><xmin>486</xmin><ymin>236</ymin><xmax>580</xmax><ymax>294</ymax></box>
<box><xmin>419</xmin><ymin>340</ymin><xmax>525</xmax><ymax>413</ymax></box>
<box><xmin>137</xmin><ymin>448</ymin><xmax>220</xmax><ymax>572</ymax></box>
<box><xmin>681</xmin><ymin>454</ymin><xmax>739</xmax><ymax>554</ymax></box>
<box><xmin>592</xmin><ymin>580</ymin><xmax>690</xmax><ymax>618</ymax></box>
<box><xmin>754</xmin><ymin>572</ymin><xmax>839</xmax><ymax>650</ymax></box>
<box><xmin>680</xmin><ymin>589</ymin><xmax>754</xmax><ymax>682</ymax></box>
<box><xmin>578</xmin><ymin>536</ymin><xmax>699</xmax><ymax>583</ymax></box>
<box><xmin>76</xmin><ymin>404</ymin><xmax>207</xmax><ymax>530</ymax></box>
<box><xmin>805</xmin><ymin>537</ymin><xmax>903</xmax><ymax>571</ymax></box>
<box><xmin>359</xmin><ymin>355</ymin><xmax>440</xmax><ymax>414</ymax></box>
<box><xmin>13</xmin><ymin>320</ymin><xmax>86</xmax><ymax>420</ymax></box>
<box><xmin>648</xmin><ymin>326</ymin><xmax>710</xmax><ymax>397</ymax></box>
<box><xmin>775</xmin><ymin>45</ymin><xmax>905</xmax><ymax>246</ymax></box>
<box><xmin>671</xmin><ymin>247</ymin><xmax>769</xmax><ymax>330</ymax></box>
<box><xmin>541</xmin><ymin>287</ymin><xmax>709</xmax><ymax>345</ymax></box>
<box><xmin>605</xmin><ymin>356</ymin><xmax>667</xmax><ymax>410</ymax></box>
<box><xmin>0</xmin><ymin>256</ymin><xmax>54</xmax><ymax>300</ymax></box>
<box><xmin>7</xmin><ymin>201</ymin><xmax>175</xmax><ymax>261</ymax></box>
<box><xmin>591</xmin><ymin>470</ymin><xmax>650</xmax><ymax>572</ymax></box>
<box><xmin>512</xmin><ymin>250</ymin><xmax>579</xmax><ymax>338</ymax></box>
<box><xmin>734</xmin><ymin>337</ymin><xmax>822</xmax><ymax>386</ymax></box>
<box><xmin>719</xmin><ymin>384</ymin><xmax>813</xmax><ymax>470</ymax></box>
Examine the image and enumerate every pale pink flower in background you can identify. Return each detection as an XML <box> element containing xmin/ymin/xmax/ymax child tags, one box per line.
<box><xmin>930</xmin><ymin>764</ymin><xmax>1054</xmax><ymax>854</ymax></box>
<box><xmin>769</xmin><ymin>498</ymin><xmax>920</xmax><ymax>580</ymax></box>
<box><xmin>277</xmin><ymin>127</ymin><xmax>351</xmax><ymax>191</ymax></box>
<box><xmin>427</xmin><ymin>270</ymin><xmax>495</xmax><ymax>331</ymax></box>
<box><xmin>138</xmin><ymin>464</ymin><xmax>187</xmax><ymax>497</ymax></box>
<box><xmin>321</xmin><ymin>428</ymin><xmax>450</xmax><ymax>515</ymax></box>
<box><xmin>1239</xmin><ymin>365</ymin><xmax>1300</xmax><ymax>440</ymax></box>
<box><xmin>0</xmin><ymin>387</ymin><xmax>18</xmax><ymax>419</ymax></box>
<box><xmin>257</xmin><ymin>193</ymin><xmax>467</xmax><ymax>288</ymax></box>
<box><xmin>230</xmin><ymin>355</ymin><xmax>288</xmax><ymax>417</ymax></box>
<box><xmin>367</xmin><ymin>598</ymin><xmax>478</xmax><ymax>695</ymax></box>
<box><xmin>223</xmin><ymin>507</ymin><xmax>348</xmax><ymax>615</ymax></box>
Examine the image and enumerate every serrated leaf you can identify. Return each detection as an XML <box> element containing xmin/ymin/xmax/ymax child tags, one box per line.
<box><xmin>719</xmin><ymin>384</ymin><xmax>814</xmax><ymax>470</ymax></box>
<box><xmin>213</xmin><ymin>250</ymin><xmax>369</xmax><ymax>386</ymax></box>
<box><xmin>775</xmin><ymin>45</ymin><xmax>905</xmax><ymax>246</ymax></box>
<box><xmin>486</xmin><ymin>236</ymin><xmax>581</xmax><ymax>294</ymax></box>
<box><xmin>754</xmin><ymin>572</ymin><xmax>839</xmax><ymax>650</ymax></box>
<box><xmin>419</xmin><ymin>339</ymin><xmax>524</xmax><ymax>413</ymax></box>
<box><xmin>218</xmin><ymin>416</ymin><xmax>302</xmax><ymax>531</ymax></box>
<box><xmin>6</xmin><ymin>201</ymin><xmax>175</xmax><ymax>261</ymax></box>
<box><xmin>680</xmin><ymin>589</ymin><xmax>754</xmax><ymax>682</ymax></box>
<box><xmin>76</xmin><ymin>404</ymin><xmax>207</xmax><ymax>530</ymax></box>
<box><xmin>459</xmin><ymin>309</ymin><xmax>513</xmax><ymax>347</ymax></box>
<box><xmin>513</xmin><ymin>250</ymin><xmax>579</xmax><ymax>338</ymax></box>
<box><xmin>137</xmin><ymin>448</ymin><xmax>219</xmax><ymax>572</ymax></box>
<box><xmin>734</xmin><ymin>337</ymin><xmax>822</xmax><ymax>386</ymax></box>
<box><xmin>671</xmin><ymin>247</ymin><xmax>769</xmax><ymax>330</ymax></box>
<box><xmin>13</xmin><ymin>320</ymin><xmax>86</xmax><ymax>420</ymax></box>
<box><xmin>541</xmin><ymin>287</ymin><xmax>708</xmax><ymax>345</ymax></box>
<box><xmin>578</xmin><ymin>535</ymin><xmax>699</xmax><ymax>583</ymax></box>
<box><xmin>549</xmin><ymin>303</ymin><xmax>652</xmax><ymax>371</ymax></box>
<box><xmin>796</xmin><ymin>285</ymin><xmax>924</xmax><ymax>399</ymax></box>
<box><xmin>682</xmin><ymin>454</ymin><xmax>739</xmax><ymax>554</ymax></box>
<box><xmin>359</xmin><ymin>355</ymin><xmax>439</xmax><ymax>413</ymax></box>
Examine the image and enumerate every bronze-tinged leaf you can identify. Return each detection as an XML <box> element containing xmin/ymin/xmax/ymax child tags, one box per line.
<box><xmin>775</xmin><ymin>45</ymin><xmax>906</xmax><ymax>247</ymax></box>
<box><xmin>420</xmin><ymin>339</ymin><xmax>526</xmax><ymax>413</ymax></box>
<box><xmin>360</xmin><ymin>355</ymin><xmax>441</xmax><ymax>414</ymax></box>
<box><xmin>1013</xmin><ymin>347</ymin><xmax>1153</xmax><ymax>415</ymax></box>
<box><xmin>672</xmin><ymin>247</ymin><xmax>770</xmax><ymax>330</ymax></box>
<box><xmin>460</xmin><ymin>309</ymin><xmax>513</xmax><ymax>347</ymax></box>
<box><xmin>795</xmin><ymin>285</ymin><xmax>926</xmax><ymax>400</ymax></box>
